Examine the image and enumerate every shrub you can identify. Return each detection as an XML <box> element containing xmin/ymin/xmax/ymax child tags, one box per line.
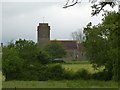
<box><xmin>47</xmin><ymin>64</ymin><xmax>65</xmax><ymax>80</ymax></box>
<box><xmin>63</xmin><ymin>71</ymin><xmax>75</xmax><ymax>80</ymax></box>
<box><xmin>2</xmin><ymin>47</ymin><xmax>24</xmax><ymax>81</ymax></box>
<box><xmin>74</xmin><ymin>69</ymin><xmax>91</xmax><ymax>80</ymax></box>
<box><xmin>92</xmin><ymin>69</ymin><xmax>112</xmax><ymax>81</ymax></box>
<box><xmin>38</xmin><ymin>65</ymin><xmax>50</xmax><ymax>81</ymax></box>
<box><xmin>37</xmin><ymin>51</ymin><xmax>50</xmax><ymax>64</ymax></box>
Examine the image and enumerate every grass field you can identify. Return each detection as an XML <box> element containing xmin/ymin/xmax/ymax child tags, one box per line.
<box><xmin>2</xmin><ymin>80</ymin><xmax>118</xmax><ymax>88</ymax></box>
<box><xmin>62</xmin><ymin>60</ymin><xmax>104</xmax><ymax>73</ymax></box>
<box><xmin>0</xmin><ymin>73</ymin><xmax>1</xmax><ymax>89</ymax></box>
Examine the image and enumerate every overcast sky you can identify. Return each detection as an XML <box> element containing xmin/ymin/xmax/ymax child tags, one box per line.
<box><xmin>1</xmin><ymin>0</ymin><xmax>118</xmax><ymax>44</ymax></box>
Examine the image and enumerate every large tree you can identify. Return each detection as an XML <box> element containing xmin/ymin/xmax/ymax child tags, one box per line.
<box><xmin>2</xmin><ymin>43</ymin><xmax>24</xmax><ymax>80</ymax></box>
<box><xmin>14</xmin><ymin>39</ymin><xmax>39</xmax><ymax>61</ymax></box>
<box><xmin>83</xmin><ymin>11</ymin><xmax>120</xmax><ymax>81</ymax></box>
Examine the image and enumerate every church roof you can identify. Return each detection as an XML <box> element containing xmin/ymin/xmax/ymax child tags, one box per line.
<box><xmin>50</xmin><ymin>40</ymin><xmax>78</xmax><ymax>50</ymax></box>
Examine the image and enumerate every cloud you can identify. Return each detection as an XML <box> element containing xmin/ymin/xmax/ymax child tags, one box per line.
<box><xmin>2</xmin><ymin>1</ymin><xmax>117</xmax><ymax>44</ymax></box>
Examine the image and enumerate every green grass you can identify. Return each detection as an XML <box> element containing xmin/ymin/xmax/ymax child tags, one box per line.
<box><xmin>0</xmin><ymin>72</ymin><xmax>2</xmax><ymax>89</ymax></box>
<box><xmin>62</xmin><ymin>60</ymin><xmax>104</xmax><ymax>73</ymax></box>
<box><xmin>2</xmin><ymin>80</ymin><xmax>118</xmax><ymax>88</ymax></box>
<box><xmin>64</xmin><ymin>60</ymin><xmax>89</xmax><ymax>64</ymax></box>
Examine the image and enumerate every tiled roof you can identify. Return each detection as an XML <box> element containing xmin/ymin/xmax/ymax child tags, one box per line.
<box><xmin>50</xmin><ymin>40</ymin><xmax>77</xmax><ymax>50</ymax></box>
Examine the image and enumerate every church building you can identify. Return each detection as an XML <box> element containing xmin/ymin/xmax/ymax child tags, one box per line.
<box><xmin>37</xmin><ymin>23</ymin><xmax>86</xmax><ymax>60</ymax></box>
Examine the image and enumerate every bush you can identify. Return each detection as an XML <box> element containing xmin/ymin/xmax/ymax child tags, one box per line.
<box><xmin>46</xmin><ymin>64</ymin><xmax>65</xmax><ymax>80</ymax></box>
<box><xmin>2</xmin><ymin>47</ymin><xmax>24</xmax><ymax>81</ymax></box>
<box><xmin>92</xmin><ymin>69</ymin><xmax>112</xmax><ymax>81</ymax></box>
<box><xmin>38</xmin><ymin>65</ymin><xmax>50</xmax><ymax>81</ymax></box>
<box><xmin>19</xmin><ymin>63</ymin><xmax>41</xmax><ymax>81</ymax></box>
<box><xmin>74</xmin><ymin>69</ymin><xmax>91</xmax><ymax>80</ymax></box>
<box><xmin>63</xmin><ymin>71</ymin><xmax>75</xmax><ymax>80</ymax></box>
<box><xmin>37</xmin><ymin>51</ymin><xmax>50</xmax><ymax>64</ymax></box>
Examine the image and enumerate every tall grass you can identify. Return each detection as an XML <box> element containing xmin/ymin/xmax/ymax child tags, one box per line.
<box><xmin>2</xmin><ymin>80</ymin><xmax>118</xmax><ymax>88</ymax></box>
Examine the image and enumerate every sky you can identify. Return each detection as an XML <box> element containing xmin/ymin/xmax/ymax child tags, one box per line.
<box><xmin>1</xmin><ymin>0</ymin><xmax>118</xmax><ymax>45</ymax></box>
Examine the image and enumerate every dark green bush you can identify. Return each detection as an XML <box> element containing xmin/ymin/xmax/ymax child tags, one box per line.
<box><xmin>92</xmin><ymin>69</ymin><xmax>112</xmax><ymax>81</ymax></box>
<box><xmin>38</xmin><ymin>65</ymin><xmax>50</xmax><ymax>81</ymax></box>
<box><xmin>63</xmin><ymin>71</ymin><xmax>75</xmax><ymax>80</ymax></box>
<box><xmin>46</xmin><ymin>64</ymin><xmax>65</xmax><ymax>80</ymax></box>
<box><xmin>74</xmin><ymin>69</ymin><xmax>91</xmax><ymax>80</ymax></box>
<box><xmin>37</xmin><ymin>51</ymin><xmax>50</xmax><ymax>64</ymax></box>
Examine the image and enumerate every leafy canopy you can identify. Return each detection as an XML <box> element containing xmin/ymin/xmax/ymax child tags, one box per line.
<box><xmin>83</xmin><ymin>11</ymin><xmax>120</xmax><ymax>81</ymax></box>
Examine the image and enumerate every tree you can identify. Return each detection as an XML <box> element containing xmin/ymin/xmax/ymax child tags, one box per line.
<box><xmin>2</xmin><ymin>44</ymin><xmax>24</xmax><ymax>80</ymax></box>
<box><xmin>44</xmin><ymin>41</ymin><xmax>66</xmax><ymax>61</ymax></box>
<box><xmin>63</xmin><ymin>0</ymin><xmax>119</xmax><ymax>16</ymax></box>
<box><xmin>71</xmin><ymin>29</ymin><xmax>84</xmax><ymax>43</ymax></box>
<box><xmin>83</xmin><ymin>11</ymin><xmax>120</xmax><ymax>81</ymax></box>
<box><xmin>14</xmin><ymin>39</ymin><xmax>39</xmax><ymax>61</ymax></box>
<box><xmin>14</xmin><ymin>39</ymin><xmax>50</xmax><ymax>64</ymax></box>
<box><xmin>2</xmin><ymin>39</ymin><xmax>51</xmax><ymax>80</ymax></box>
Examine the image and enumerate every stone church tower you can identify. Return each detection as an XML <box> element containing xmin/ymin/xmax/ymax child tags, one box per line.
<box><xmin>37</xmin><ymin>23</ymin><xmax>50</xmax><ymax>48</ymax></box>
<box><xmin>37</xmin><ymin>22</ymin><xmax>86</xmax><ymax>60</ymax></box>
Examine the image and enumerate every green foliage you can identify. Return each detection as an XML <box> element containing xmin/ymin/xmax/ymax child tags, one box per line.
<box><xmin>47</xmin><ymin>64</ymin><xmax>65</xmax><ymax>80</ymax></box>
<box><xmin>14</xmin><ymin>39</ymin><xmax>39</xmax><ymax>61</ymax></box>
<box><xmin>92</xmin><ymin>69</ymin><xmax>112</xmax><ymax>81</ymax></box>
<box><xmin>74</xmin><ymin>69</ymin><xmax>91</xmax><ymax>80</ymax></box>
<box><xmin>37</xmin><ymin>51</ymin><xmax>50</xmax><ymax>64</ymax></box>
<box><xmin>83</xmin><ymin>12</ymin><xmax>120</xmax><ymax>81</ymax></box>
<box><xmin>2</xmin><ymin>39</ymin><xmax>51</xmax><ymax>80</ymax></box>
<box><xmin>44</xmin><ymin>41</ymin><xmax>66</xmax><ymax>61</ymax></box>
<box><xmin>2</xmin><ymin>46</ymin><xmax>24</xmax><ymax>80</ymax></box>
<box><xmin>63</xmin><ymin>71</ymin><xmax>75</xmax><ymax>80</ymax></box>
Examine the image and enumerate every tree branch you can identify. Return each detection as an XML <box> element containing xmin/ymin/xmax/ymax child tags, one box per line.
<box><xmin>63</xmin><ymin>0</ymin><xmax>117</xmax><ymax>16</ymax></box>
<box><xmin>63</xmin><ymin>0</ymin><xmax>79</xmax><ymax>8</ymax></box>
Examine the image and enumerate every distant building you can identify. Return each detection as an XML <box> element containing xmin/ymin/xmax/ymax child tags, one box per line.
<box><xmin>37</xmin><ymin>23</ymin><xmax>86</xmax><ymax>60</ymax></box>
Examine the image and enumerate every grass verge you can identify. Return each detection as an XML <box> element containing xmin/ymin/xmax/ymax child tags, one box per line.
<box><xmin>2</xmin><ymin>80</ymin><xmax>118</xmax><ymax>88</ymax></box>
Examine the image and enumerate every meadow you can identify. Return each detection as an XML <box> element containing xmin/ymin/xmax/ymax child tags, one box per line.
<box><xmin>2</xmin><ymin>60</ymin><xmax>118</xmax><ymax>88</ymax></box>
<box><xmin>61</xmin><ymin>60</ymin><xmax>104</xmax><ymax>73</ymax></box>
<box><xmin>2</xmin><ymin>80</ymin><xmax>118</xmax><ymax>88</ymax></box>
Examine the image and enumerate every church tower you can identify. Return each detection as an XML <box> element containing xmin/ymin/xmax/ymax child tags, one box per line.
<box><xmin>37</xmin><ymin>23</ymin><xmax>50</xmax><ymax>48</ymax></box>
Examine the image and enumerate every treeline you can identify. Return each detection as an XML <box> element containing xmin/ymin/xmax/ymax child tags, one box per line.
<box><xmin>83</xmin><ymin>11</ymin><xmax>120</xmax><ymax>81</ymax></box>
<box><xmin>2</xmin><ymin>38</ymin><xmax>115</xmax><ymax>81</ymax></box>
<box><xmin>2</xmin><ymin>39</ymin><xmax>67</xmax><ymax>80</ymax></box>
